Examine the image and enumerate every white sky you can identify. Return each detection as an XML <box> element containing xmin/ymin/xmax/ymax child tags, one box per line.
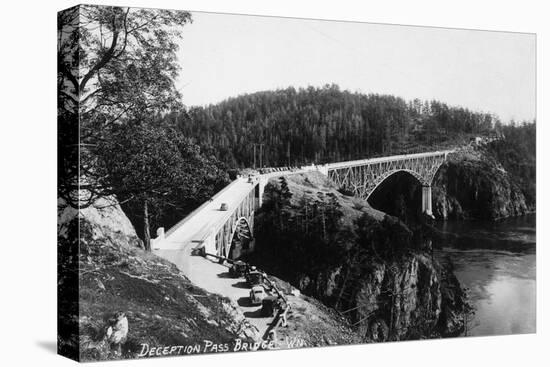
<box><xmin>176</xmin><ymin>12</ymin><xmax>536</xmax><ymax>122</ymax></box>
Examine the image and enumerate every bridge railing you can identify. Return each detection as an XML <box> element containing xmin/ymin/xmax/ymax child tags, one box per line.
<box><xmin>158</xmin><ymin>168</ymin><xmax>309</xmax><ymax>246</ymax></box>
<box><xmin>163</xmin><ymin>178</ymin><xmax>243</xmax><ymax>239</ymax></box>
<box><xmin>191</xmin><ymin>167</ymin><xmax>319</xmax><ymax>253</ymax></box>
<box><xmin>160</xmin><ymin>149</ymin><xmax>454</xmax><ymax>246</ymax></box>
<box><xmin>326</xmin><ymin>150</ymin><xmax>454</xmax><ymax>170</ymax></box>
<box><xmin>192</xmin><ymin>179</ymin><xmax>258</xmax><ymax>249</ymax></box>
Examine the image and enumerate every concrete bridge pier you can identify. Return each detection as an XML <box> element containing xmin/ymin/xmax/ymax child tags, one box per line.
<box><xmin>421</xmin><ymin>185</ymin><xmax>433</xmax><ymax>217</ymax></box>
<box><xmin>258</xmin><ymin>177</ymin><xmax>268</xmax><ymax>207</ymax></box>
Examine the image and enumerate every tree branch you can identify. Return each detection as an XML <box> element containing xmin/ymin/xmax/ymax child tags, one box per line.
<box><xmin>58</xmin><ymin>62</ymin><xmax>79</xmax><ymax>94</ymax></box>
<box><xmin>79</xmin><ymin>11</ymin><xmax>122</xmax><ymax>93</ymax></box>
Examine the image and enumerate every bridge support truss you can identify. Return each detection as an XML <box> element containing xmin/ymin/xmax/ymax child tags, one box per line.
<box><xmin>212</xmin><ymin>186</ymin><xmax>258</xmax><ymax>259</ymax></box>
<box><xmin>324</xmin><ymin>151</ymin><xmax>450</xmax><ymax>215</ymax></box>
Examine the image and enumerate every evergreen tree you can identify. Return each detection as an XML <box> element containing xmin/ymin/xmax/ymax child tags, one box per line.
<box><xmin>168</xmin><ymin>85</ymin><xmax>498</xmax><ymax>169</ymax></box>
<box><xmin>96</xmin><ymin>123</ymin><xmax>228</xmax><ymax>250</ymax></box>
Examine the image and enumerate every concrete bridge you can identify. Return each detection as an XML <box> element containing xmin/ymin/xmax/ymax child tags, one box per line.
<box><xmin>153</xmin><ymin>150</ymin><xmax>452</xmax><ymax>258</ymax></box>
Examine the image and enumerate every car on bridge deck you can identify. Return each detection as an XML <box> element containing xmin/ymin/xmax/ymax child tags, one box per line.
<box><xmin>249</xmin><ymin>285</ymin><xmax>267</xmax><ymax>305</ymax></box>
<box><xmin>220</xmin><ymin>203</ymin><xmax>228</xmax><ymax>211</ymax></box>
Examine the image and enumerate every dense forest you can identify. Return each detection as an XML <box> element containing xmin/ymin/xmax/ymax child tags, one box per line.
<box><xmin>488</xmin><ymin>121</ymin><xmax>536</xmax><ymax>207</ymax></box>
<box><xmin>162</xmin><ymin>85</ymin><xmax>502</xmax><ymax>168</ymax></box>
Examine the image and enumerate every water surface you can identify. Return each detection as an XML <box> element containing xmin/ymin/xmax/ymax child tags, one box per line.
<box><xmin>434</xmin><ymin>214</ymin><xmax>536</xmax><ymax>336</ymax></box>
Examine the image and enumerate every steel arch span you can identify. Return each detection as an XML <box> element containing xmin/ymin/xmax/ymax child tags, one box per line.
<box><xmin>324</xmin><ymin>151</ymin><xmax>452</xmax><ymax>215</ymax></box>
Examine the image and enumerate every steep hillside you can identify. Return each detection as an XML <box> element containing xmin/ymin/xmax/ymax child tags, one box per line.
<box><xmin>265</xmin><ymin>275</ymin><xmax>362</xmax><ymax>348</ymax></box>
<box><xmin>58</xmin><ymin>198</ymin><xmax>258</xmax><ymax>361</ymax></box>
<box><xmin>432</xmin><ymin>146</ymin><xmax>530</xmax><ymax>220</ymax></box>
<box><xmin>58</xmin><ymin>196</ymin><xmax>362</xmax><ymax>361</ymax></box>
<box><xmin>248</xmin><ymin>172</ymin><xmax>469</xmax><ymax>342</ymax></box>
<box><xmin>170</xmin><ymin>85</ymin><xmax>496</xmax><ymax>168</ymax></box>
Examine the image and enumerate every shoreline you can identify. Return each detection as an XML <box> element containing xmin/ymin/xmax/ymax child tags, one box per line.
<box><xmin>433</xmin><ymin>210</ymin><xmax>536</xmax><ymax>223</ymax></box>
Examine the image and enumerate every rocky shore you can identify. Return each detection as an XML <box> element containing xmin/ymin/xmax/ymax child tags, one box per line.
<box><xmin>432</xmin><ymin>145</ymin><xmax>532</xmax><ymax>220</ymax></box>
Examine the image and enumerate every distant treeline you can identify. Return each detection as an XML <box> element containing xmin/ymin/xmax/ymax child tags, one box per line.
<box><xmin>161</xmin><ymin>85</ymin><xmax>504</xmax><ymax>168</ymax></box>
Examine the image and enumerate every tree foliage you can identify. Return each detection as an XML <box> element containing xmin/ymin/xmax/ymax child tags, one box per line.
<box><xmin>57</xmin><ymin>6</ymin><xmax>233</xmax><ymax>249</ymax></box>
<box><xmin>96</xmin><ymin>123</ymin><xmax>229</xmax><ymax>249</ymax></box>
<box><xmin>167</xmin><ymin>85</ymin><xmax>498</xmax><ymax>168</ymax></box>
<box><xmin>58</xmin><ymin>5</ymin><xmax>192</xmax><ymax>207</ymax></box>
<box><xmin>488</xmin><ymin>121</ymin><xmax>536</xmax><ymax>207</ymax></box>
<box><xmin>254</xmin><ymin>179</ymin><xmax>352</xmax><ymax>282</ymax></box>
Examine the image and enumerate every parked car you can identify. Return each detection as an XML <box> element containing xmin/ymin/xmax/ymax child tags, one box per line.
<box><xmin>261</xmin><ymin>296</ymin><xmax>280</xmax><ymax>317</ymax></box>
<box><xmin>191</xmin><ymin>246</ymin><xmax>206</xmax><ymax>257</ymax></box>
<box><xmin>220</xmin><ymin>203</ymin><xmax>228</xmax><ymax>211</ymax></box>
<box><xmin>249</xmin><ymin>285</ymin><xmax>267</xmax><ymax>305</ymax></box>
<box><xmin>228</xmin><ymin>261</ymin><xmax>248</xmax><ymax>278</ymax></box>
<box><xmin>245</xmin><ymin>270</ymin><xmax>263</xmax><ymax>287</ymax></box>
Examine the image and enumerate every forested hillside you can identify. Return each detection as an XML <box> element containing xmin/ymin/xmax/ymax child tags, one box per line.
<box><xmin>488</xmin><ymin>122</ymin><xmax>536</xmax><ymax>207</ymax></box>
<box><xmin>163</xmin><ymin>85</ymin><xmax>500</xmax><ymax>168</ymax></box>
<box><xmin>431</xmin><ymin>122</ymin><xmax>536</xmax><ymax>220</ymax></box>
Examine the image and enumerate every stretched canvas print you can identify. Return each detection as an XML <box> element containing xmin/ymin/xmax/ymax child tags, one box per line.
<box><xmin>57</xmin><ymin>4</ymin><xmax>536</xmax><ymax>362</ymax></box>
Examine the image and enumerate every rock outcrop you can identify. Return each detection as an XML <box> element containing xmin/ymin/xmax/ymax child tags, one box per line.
<box><xmin>353</xmin><ymin>254</ymin><xmax>466</xmax><ymax>341</ymax></box>
<box><xmin>295</xmin><ymin>250</ymin><xmax>466</xmax><ymax>342</ymax></box>
<box><xmin>432</xmin><ymin>147</ymin><xmax>529</xmax><ymax>220</ymax></box>
<box><xmin>251</xmin><ymin>173</ymin><xmax>469</xmax><ymax>342</ymax></box>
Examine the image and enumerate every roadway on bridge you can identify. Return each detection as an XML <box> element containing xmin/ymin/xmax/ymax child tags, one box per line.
<box><xmin>155</xmin><ymin>177</ymin><xmax>256</xmax><ymax>250</ymax></box>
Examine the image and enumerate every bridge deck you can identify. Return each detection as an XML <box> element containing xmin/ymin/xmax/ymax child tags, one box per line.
<box><xmin>152</xmin><ymin>169</ymin><xmax>315</xmax><ymax>337</ymax></box>
<box><xmin>326</xmin><ymin>150</ymin><xmax>452</xmax><ymax>170</ymax></box>
<box><xmin>151</xmin><ymin>177</ymin><xmax>274</xmax><ymax>337</ymax></box>
<box><xmin>155</xmin><ymin>177</ymin><xmax>256</xmax><ymax>250</ymax></box>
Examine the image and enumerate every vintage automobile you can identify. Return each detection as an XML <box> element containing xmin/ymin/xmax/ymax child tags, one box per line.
<box><xmin>228</xmin><ymin>260</ymin><xmax>248</xmax><ymax>278</ymax></box>
<box><xmin>249</xmin><ymin>285</ymin><xmax>267</xmax><ymax>305</ymax></box>
<box><xmin>191</xmin><ymin>246</ymin><xmax>206</xmax><ymax>257</ymax></box>
<box><xmin>261</xmin><ymin>296</ymin><xmax>281</xmax><ymax>317</ymax></box>
<box><xmin>245</xmin><ymin>269</ymin><xmax>263</xmax><ymax>287</ymax></box>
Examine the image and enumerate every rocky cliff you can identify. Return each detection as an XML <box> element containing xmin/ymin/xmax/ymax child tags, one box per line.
<box><xmin>432</xmin><ymin>147</ymin><xmax>530</xmax><ymax>220</ymax></box>
<box><xmin>299</xmin><ymin>251</ymin><xmax>467</xmax><ymax>342</ymax></box>
<box><xmin>250</xmin><ymin>173</ymin><xmax>469</xmax><ymax>342</ymax></box>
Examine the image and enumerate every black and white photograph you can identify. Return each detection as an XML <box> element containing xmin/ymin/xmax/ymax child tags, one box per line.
<box><xmin>54</xmin><ymin>2</ymin><xmax>537</xmax><ymax>364</ymax></box>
